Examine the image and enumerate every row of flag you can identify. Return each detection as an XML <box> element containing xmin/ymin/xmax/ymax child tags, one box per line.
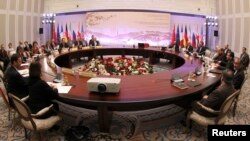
<box><xmin>171</xmin><ymin>24</ymin><xmax>204</xmax><ymax>48</ymax></box>
<box><xmin>52</xmin><ymin>23</ymin><xmax>85</xmax><ymax>43</ymax></box>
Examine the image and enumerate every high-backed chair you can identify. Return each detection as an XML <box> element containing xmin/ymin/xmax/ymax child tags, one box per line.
<box><xmin>186</xmin><ymin>90</ymin><xmax>240</xmax><ymax>128</ymax></box>
<box><xmin>0</xmin><ymin>78</ymin><xmax>15</xmax><ymax>121</ymax></box>
<box><xmin>232</xmin><ymin>74</ymin><xmax>248</xmax><ymax>117</ymax></box>
<box><xmin>205</xmin><ymin>49</ymin><xmax>211</xmax><ymax>58</ymax></box>
<box><xmin>9</xmin><ymin>93</ymin><xmax>61</xmax><ymax>140</ymax></box>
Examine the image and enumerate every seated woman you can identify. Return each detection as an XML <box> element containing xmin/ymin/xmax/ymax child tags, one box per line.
<box><xmin>27</xmin><ymin>61</ymin><xmax>59</xmax><ymax>118</ymax></box>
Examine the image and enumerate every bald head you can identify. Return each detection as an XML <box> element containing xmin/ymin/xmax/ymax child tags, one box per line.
<box><xmin>234</xmin><ymin>58</ymin><xmax>242</xmax><ymax>71</ymax></box>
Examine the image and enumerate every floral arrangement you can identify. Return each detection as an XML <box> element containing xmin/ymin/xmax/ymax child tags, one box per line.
<box><xmin>79</xmin><ymin>57</ymin><xmax>153</xmax><ymax>76</ymax></box>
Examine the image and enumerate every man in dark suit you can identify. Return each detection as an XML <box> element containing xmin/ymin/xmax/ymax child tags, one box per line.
<box><xmin>58</xmin><ymin>38</ymin><xmax>69</xmax><ymax>54</ymax></box>
<box><xmin>224</xmin><ymin>44</ymin><xmax>231</xmax><ymax>55</ymax></box>
<box><xmin>217</xmin><ymin>51</ymin><xmax>234</xmax><ymax>71</ymax></box>
<box><xmin>233</xmin><ymin>58</ymin><xmax>245</xmax><ymax>90</ymax></box>
<box><xmin>196</xmin><ymin>41</ymin><xmax>207</xmax><ymax>56</ymax></box>
<box><xmin>192</xmin><ymin>70</ymin><xmax>235</xmax><ymax>117</ymax></box>
<box><xmin>240</xmin><ymin>47</ymin><xmax>249</xmax><ymax>71</ymax></box>
<box><xmin>4</xmin><ymin>54</ymin><xmax>29</xmax><ymax>99</ymax></box>
<box><xmin>0</xmin><ymin>44</ymin><xmax>10</xmax><ymax>70</ymax></box>
<box><xmin>185</xmin><ymin>42</ymin><xmax>193</xmax><ymax>55</ymax></box>
<box><xmin>89</xmin><ymin>35</ymin><xmax>100</xmax><ymax>47</ymax></box>
<box><xmin>74</xmin><ymin>37</ymin><xmax>83</xmax><ymax>48</ymax></box>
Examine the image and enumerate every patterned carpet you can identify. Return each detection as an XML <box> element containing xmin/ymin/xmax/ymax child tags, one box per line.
<box><xmin>0</xmin><ymin>70</ymin><xmax>249</xmax><ymax>141</ymax></box>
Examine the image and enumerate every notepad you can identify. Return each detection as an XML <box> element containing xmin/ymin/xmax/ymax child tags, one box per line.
<box><xmin>209</xmin><ymin>69</ymin><xmax>222</xmax><ymax>74</ymax></box>
<box><xmin>47</xmin><ymin>82</ymin><xmax>72</xmax><ymax>94</ymax></box>
<box><xmin>187</xmin><ymin>81</ymin><xmax>201</xmax><ymax>87</ymax></box>
<box><xmin>172</xmin><ymin>82</ymin><xmax>188</xmax><ymax>89</ymax></box>
<box><xmin>18</xmin><ymin>69</ymin><xmax>29</xmax><ymax>77</ymax></box>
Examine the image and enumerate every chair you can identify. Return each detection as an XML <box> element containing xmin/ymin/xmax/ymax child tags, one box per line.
<box><xmin>9</xmin><ymin>93</ymin><xmax>61</xmax><ymax>140</ymax></box>
<box><xmin>0</xmin><ymin>78</ymin><xmax>16</xmax><ymax>121</ymax></box>
<box><xmin>232</xmin><ymin>74</ymin><xmax>248</xmax><ymax>117</ymax></box>
<box><xmin>186</xmin><ymin>90</ymin><xmax>240</xmax><ymax>128</ymax></box>
<box><xmin>205</xmin><ymin>49</ymin><xmax>211</xmax><ymax>57</ymax></box>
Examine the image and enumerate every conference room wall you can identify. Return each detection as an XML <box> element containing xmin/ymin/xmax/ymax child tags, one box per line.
<box><xmin>0</xmin><ymin>0</ymin><xmax>44</xmax><ymax>49</ymax></box>
<box><xmin>217</xmin><ymin>0</ymin><xmax>250</xmax><ymax>57</ymax></box>
<box><xmin>44</xmin><ymin>0</ymin><xmax>216</xmax><ymax>16</ymax></box>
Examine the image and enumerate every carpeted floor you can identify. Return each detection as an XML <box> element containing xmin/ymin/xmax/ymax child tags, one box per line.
<box><xmin>0</xmin><ymin>70</ymin><xmax>249</xmax><ymax>141</ymax></box>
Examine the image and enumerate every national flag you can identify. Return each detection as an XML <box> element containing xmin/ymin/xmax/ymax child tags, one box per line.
<box><xmin>81</xmin><ymin>23</ymin><xmax>84</xmax><ymax>38</ymax></box>
<box><xmin>77</xmin><ymin>22</ymin><xmax>81</xmax><ymax>39</ymax></box>
<box><xmin>192</xmin><ymin>32</ymin><xmax>196</xmax><ymax>48</ymax></box>
<box><xmin>52</xmin><ymin>24</ymin><xmax>56</xmax><ymax>42</ymax></box>
<box><xmin>200</xmin><ymin>26</ymin><xmax>204</xmax><ymax>42</ymax></box>
<box><xmin>57</xmin><ymin>24</ymin><xmax>60</xmax><ymax>43</ymax></box>
<box><xmin>61</xmin><ymin>24</ymin><xmax>63</xmax><ymax>33</ymax></box>
<box><xmin>176</xmin><ymin>25</ymin><xmax>180</xmax><ymax>46</ymax></box>
<box><xmin>72</xmin><ymin>30</ymin><xmax>76</xmax><ymax>41</ymax></box>
<box><xmin>183</xmin><ymin>25</ymin><xmax>188</xmax><ymax>47</ymax></box>
<box><xmin>171</xmin><ymin>25</ymin><xmax>175</xmax><ymax>44</ymax></box>
<box><xmin>65</xmin><ymin>24</ymin><xmax>69</xmax><ymax>42</ymax></box>
<box><xmin>196</xmin><ymin>33</ymin><xmax>200</xmax><ymax>48</ymax></box>
<box><xmin>180</xmin><ymin>24</ymin><xmax>184</xmax><ymax>47</ymax></box>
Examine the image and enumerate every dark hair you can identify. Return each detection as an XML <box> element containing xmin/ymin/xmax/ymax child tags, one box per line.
<box><xmin>222</xmin><ymin>70</ymin><xmax>233</xmax><ymax>84</ymax></box>
<box><xmin>10</xmin><ymin>54</ymin><xmax>20</xmax><ymax>64</ymax></box>
<box><xmin>29</xmin><ymin>62</ymin><xmax>42</xmax><ymax>78</ymax></box>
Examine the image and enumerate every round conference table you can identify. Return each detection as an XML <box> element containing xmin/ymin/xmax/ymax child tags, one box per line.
<box><xmin>40</xmin><ymin>47</ymin><xmax>220</xmax><ymax>132</ymax></box>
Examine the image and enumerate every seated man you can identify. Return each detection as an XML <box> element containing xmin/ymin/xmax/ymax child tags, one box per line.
<box><xmin>191</xmin><ymin>70</ymin><xmax>235</xmax><ymax>117</ymax></box>
<box><xmin>89</xmin><ymin>35</ymin><xmax>100</xmax><ymax>47</ymax></box>
<box><xmin>217</xmin><ymin>51</ymin><xmax>234</xmax><ymax>71</ymax></box>
<box><xmin>195</xmin><ymin>41</ymin><xmax>207</xmax><ymax>56</ymax></box>
<box><xmin>4</xmin><ymin>54</ymin><xmax>29</xmax><ymax>99</ymax></box>
<box><xmin>233</xmin><ymin>58</ymin><xmax>245</xmax><ymax>90</ymax></box>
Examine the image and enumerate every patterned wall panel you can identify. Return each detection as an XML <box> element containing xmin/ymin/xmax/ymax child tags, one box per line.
<box><xmin>220</xmin><ymin>19</ymin><xmax>226</xmax><ymax>46</ymax></box>
<box><xmin>0</xmin><ymin>14</ymin><xmax>6</xmax><ymax>44</ymax></box>
<box><xmin>228</xmin><ymin>0</ymin><xmax>233</xmax><ymax>14</ymax></box>
<box><xmin>243</xmin><ymin>0</ymin><xmax>250</xmax><ymax>13</ymax></box>
<box><xmin>27</xmin><ymin>16</ymin><xmax>31</xmax><ymax>42</ymax></box>
<box><xmin>0</xmin><ymin>0</ymin><xmax>7</xmax><ymax>9</ymax></box>
<box><xmin>227</xmin><ymin>18</ymin><xmax>233</xmax><ymax>47</ymax></box>
<box><xmin>243</xmin><ymin>17</ymin><xmax>250</xmax><ymax>49</ymax></box>
<box><xmin>18</xmin><ymin>15</ymin><xmax>24</xmax><ymax>41</ymax></box>
<box><xmin>19</xmin><ymin>0</ymin><xmax>24</xmax><ymax>11</ymax></box>
<box><xmin>221</xmin><ymin>0</ymin><xmax>226</xmax><ymax>15</ymax></box>
<box><xmin>34</xmin><ymin>0</ymin><xmax>38</xmax><ymax>13</ymax></box>
<box><xmin>40</xmin><ymin>0</ymin><xmax>44</xmax><ymax>13</ymax></box>
<box><xmin>10</xmin><ymin>0</ymin><xmax>16</xmax><ymax>10</ymax></box>
<box><xmin>27</xmin><ymin>0</ymin><xmax>31</xmax><ymax>12</ymax></box>
<box><xmin>33</xmin><ymin>16</ymin><xmax>38</xmax><ymax>42</ymax></box>
<box><xmin>235</xmin><ymin>0</ymin><xmax>241</xmax><ymax>13</ymax></box>
<box><xmin>9</xmin><ymin>15</ymin><xmax>16</xmax><ymax>46</ymax></box>
<box><xmin>234</xmin><ymin>18</ymin><xmax>241</xmax><ymax>53</ymax></box>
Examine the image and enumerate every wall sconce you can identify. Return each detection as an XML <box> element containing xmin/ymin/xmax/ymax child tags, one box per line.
<box><xmin>42</xmin><ymin>13</ymin><xmax>56</xmax><ymax>24</ymax></box>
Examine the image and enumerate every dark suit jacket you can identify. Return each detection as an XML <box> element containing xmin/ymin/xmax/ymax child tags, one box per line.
<box><xmin>233</xmin><ymin>69</ymin><xmax>245</xmax><ymax>90</ymax></box>
<box><xmin>4</xmin><ymin>66</ymin><xmax>29</xmax><ymax>98</ymax></box>
<box><xmin>218</xmin><ymin>60</ymin><xmax>234</xmax><ymax>71</ymax></box>
<box><xmin>196</xmin><ymin>46</ymin><xmax>207</xmax><ymax>56</ymax></box>
<box><xmin>74</xmin><ymin>41</ymin><xmax>83</xmax><ymax>47</ymax></box>
<box><xmin>27</xmin><ymin>78</ymin><xmax>58</xmax><ymax>114</ymax></box>
<box><xmin>240</xmin><ymin>52</ymin><xmax>249</xmax><ymax>70</ymax></box>
<box><xmin>193</xmin><ymin>84</ymin><xmax>235</xmax><ymax>117</ymax></box>
<box><xmin>89</xmin><ymin>39</ymin><xmax>100</xmax><ymax>46</ymax></box>
<box><xmin>186</xmin><ymin>45</ymin><xmax>193</xmax><ymax>53</ymax></box>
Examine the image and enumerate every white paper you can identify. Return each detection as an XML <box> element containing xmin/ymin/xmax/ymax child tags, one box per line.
<box><xmin>207</xmin><ymin>73</ymin><xmax>216</xmax><ymax>77</ymax></box>
<box><xmin>18</xmin><ymin>69</ymin><xmax>29</xmax><ymax>76</ymax></box>
<box><xmin>47</xmin><ymin>82</ymin><xmax>72</xmax><ymax>94</ymax></box>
